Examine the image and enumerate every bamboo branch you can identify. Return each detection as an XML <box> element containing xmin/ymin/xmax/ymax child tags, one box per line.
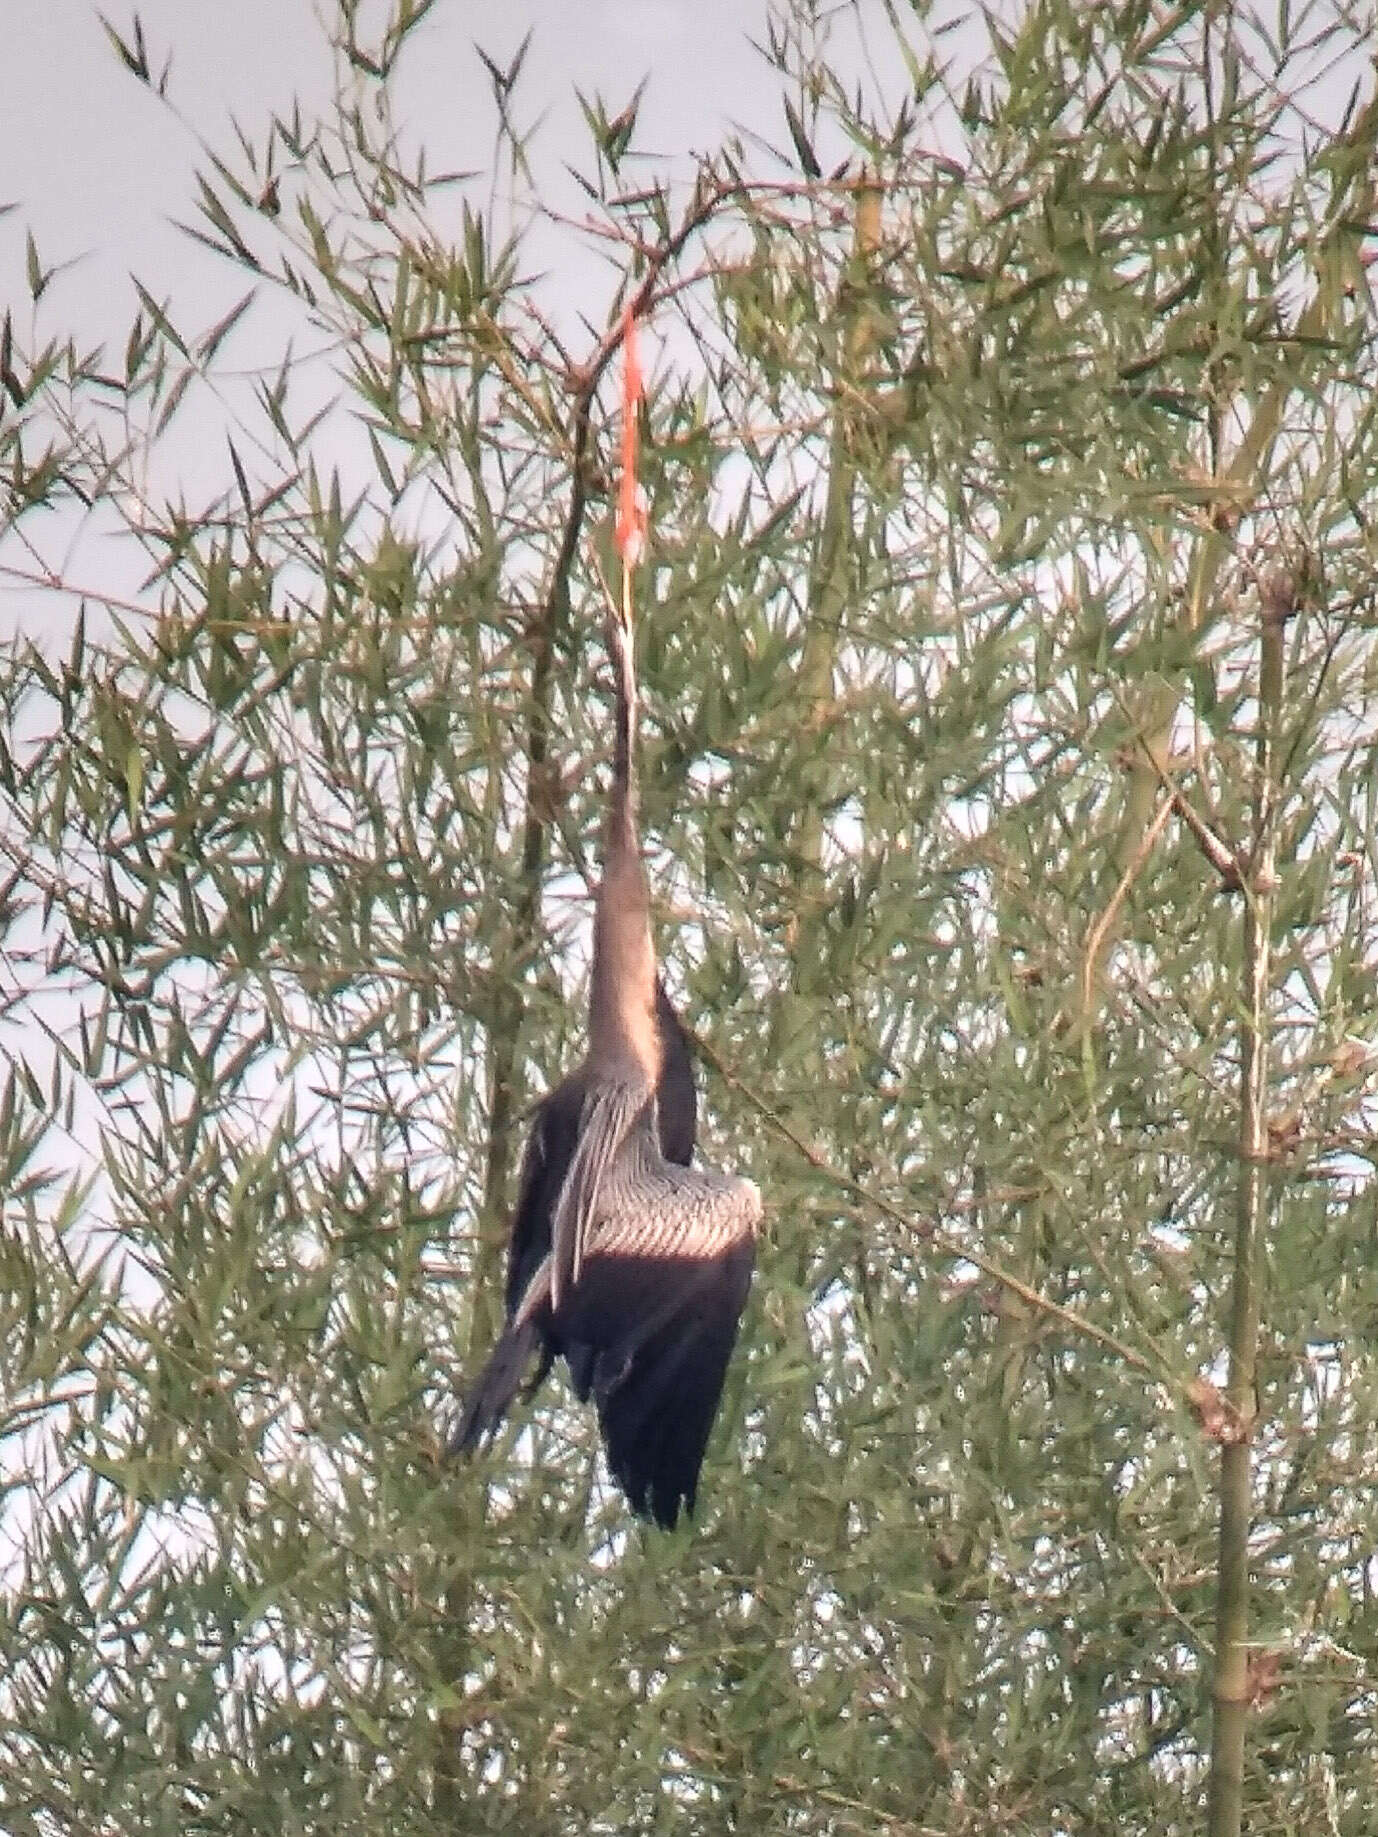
<box><xmin>1078</xmin><ymin>791</ymin><xmax>1175</xmax><ymax>1019</ymax></box>
<box><xmin>1205</xmin><ymin>567</ymin><xmax>1292</xmax><ymax>1836</ymax></box>
<box><xmin>1166</xmin><ymin>785</ymin><xmax>1242</xmax><ymax>890</ymax></box>
<box><xmin>692</xmin><ymin>1030</ymin><xmax>1162</xmax><ymax>1382</ymax></box>
<box><xmin>1075</xmin><ymin>93</ymin><xmax>1376</xmax><ymax>1039</ymax></box>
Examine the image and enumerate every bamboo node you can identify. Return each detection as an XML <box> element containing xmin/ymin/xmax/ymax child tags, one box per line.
<box><xmin>1186</xmin><ymin>1377</ymin><xmax>1255</xmax><ymax>1445</ymax></box>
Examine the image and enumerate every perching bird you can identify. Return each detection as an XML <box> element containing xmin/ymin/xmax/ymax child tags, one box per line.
<box><xmin>453</xmin><ymin>602</ymin><xmax>761</xmax><ymax>1528</ymax></box>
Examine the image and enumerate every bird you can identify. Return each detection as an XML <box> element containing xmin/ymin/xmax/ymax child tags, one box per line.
<box><xmin>452</xmin><ymin>600</ymin><xmax>761</xmax><ymax>1529</ymax></box>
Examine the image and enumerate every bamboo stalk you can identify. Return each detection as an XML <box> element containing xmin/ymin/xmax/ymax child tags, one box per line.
<box><xmin>1205</xmin><ymin>569</ymin><xmax>1291</xmax><ymax>1835</ymax></box>
<box><xmin>1075</xmin><ymin>95</ymin><xmax>1376</xmax><ymax>1040</ymax></box>
<box><xmin>790</xmin><ymin>180</ymin><xmax>883</xmax><ymax>902</ymax></box>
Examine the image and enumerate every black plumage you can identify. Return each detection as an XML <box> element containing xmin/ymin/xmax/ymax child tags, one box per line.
<box><xmin>452</xmin><ymin>606</ymin><xmax>760</xmax><ymax>1528</ymax></box>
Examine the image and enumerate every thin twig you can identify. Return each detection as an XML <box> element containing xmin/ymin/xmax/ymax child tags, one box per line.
<box><xmin>1078</xmin><ymin>791</ymin><xmax>1175</xmax><ymax>1022</ymax></box>
<box><xmin>692</xmin><ymin>1030</ymin><xmax>1162</xmax><ymax>1382</ymax></box>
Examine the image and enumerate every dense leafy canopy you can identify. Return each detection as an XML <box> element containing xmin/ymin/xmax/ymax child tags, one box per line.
<box><xmin>2</xmin><ymin>3</ymin><xmax>1377</xmax><ymax>1832</ymax></box>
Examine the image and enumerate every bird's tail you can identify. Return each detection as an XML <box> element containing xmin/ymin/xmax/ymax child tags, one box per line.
<box><xmin>449</xmin><ymin>1321</ymin><xmax>541</xmax><ymax>1456</ymax></box>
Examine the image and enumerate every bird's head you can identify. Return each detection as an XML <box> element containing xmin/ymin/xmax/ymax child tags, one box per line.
<box><xmin>604</xmin><ymin>599</ymin><xmax>637</xmax><ymax>705</ymax></box>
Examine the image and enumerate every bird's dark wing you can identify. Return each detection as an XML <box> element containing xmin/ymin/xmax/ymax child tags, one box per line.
<box><xmin>453</xmin><ymin>994</ymin><xmax>706</xmax><ymax>1483</ymax></box>
<box><xmin>504</xmin><ymin>991</ymin><xmax>692</xmax><ymax>1316</ymax></box>
<box><xmin>653</xmin><ymin>982</ymin><xmax>696</xmax><ymax>1166</ymax></box>
<box><xmin>593</xmin><ymin>1239</ymin><xmax>755</xmax><ymax>1527</ymax></box>
<box><xmin>560</xmin><ymin>1153</ymin><xmax>761</xmax><ymax>1527</ymax></box>
<box><xmin>448</xmin><ymin>1314</ymin><xmax>542</xmax><ymax>1456</ymax></box>
<box><xmin>549</xmin><ymin>1078</ymin><xmax>649</xmax><ymax>1311</ymax></box>
<box><xmin>503</xmin><ymin>1075</ymin><xmax>586</xmax><ymax>1318</ymax></box>
<box><xmin>449</xmin><ymin>1077</ymin><xmax>583</xmax><ymax>1456</ymax></box>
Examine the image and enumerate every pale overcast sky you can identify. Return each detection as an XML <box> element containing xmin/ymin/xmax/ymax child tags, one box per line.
<box><xmin>1</xmin><ymin>1</ymin><xmax>1368</xmax><ymax>384</ymax></box>
<box><xmin>0</xmin><ymin>0</ymin><xmax>826</xmax><ymax>645</ymax></box>
<box><xmin>0</xmin><ymin>0</ymin><xmax>794</xmax><ymax>344</ymax></box>
<box><xmin>0</xmin><ymin>0</ymin><xmax>1367</xmax><ymax>650</ymax></box>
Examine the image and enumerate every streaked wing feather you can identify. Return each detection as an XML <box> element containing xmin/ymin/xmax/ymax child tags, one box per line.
<box><xmin>550</xmin><ymin>1080</ymin><xmax>646</xmax><ymax>1310</ymax></box>
<box><xmin>505</xmin><ymin>1076</ymin><xmax>585</xmax><ymax>1317</ymax></box>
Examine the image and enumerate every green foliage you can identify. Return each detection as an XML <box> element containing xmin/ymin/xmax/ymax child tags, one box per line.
<box><xmin>2</xmin><ymin>2</ymin><xmax>1378</xmax><ymax>1832</ymax></box>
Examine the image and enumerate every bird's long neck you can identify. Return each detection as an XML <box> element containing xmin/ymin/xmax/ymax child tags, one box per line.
<box><xmin>590</xmin><ymin>616</ymin><xmax>661</xmax><ymax>1087</ymax></box>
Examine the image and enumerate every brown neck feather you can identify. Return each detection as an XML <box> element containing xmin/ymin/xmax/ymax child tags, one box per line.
<box><xmin>589</xmin><ymin>616</ymin><xmax>660</xmax><ymax>1085</ymax></box>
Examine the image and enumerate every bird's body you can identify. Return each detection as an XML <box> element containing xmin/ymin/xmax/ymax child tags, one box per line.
<box><xmin>453</xmin><ymin>603</ymin><xmax>760</xmax><ymax>1528</ymax></box>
